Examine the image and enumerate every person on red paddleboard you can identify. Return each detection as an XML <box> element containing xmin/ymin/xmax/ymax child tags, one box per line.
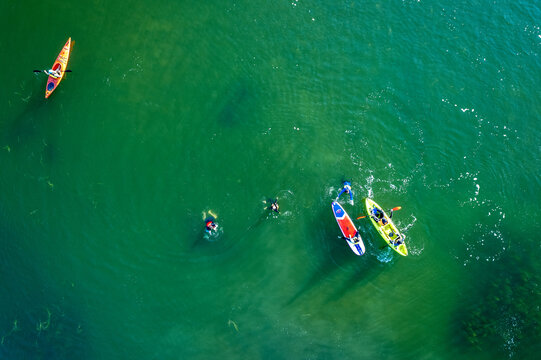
<box><xmin>344</xmin><ymin>233</ymin><xmax>361</xmax><ymax>244</ymax></box>
<box><xmin>336</xmin><ymin>180</ymin><xmax>354</xmax><ymax>205</ymax></box>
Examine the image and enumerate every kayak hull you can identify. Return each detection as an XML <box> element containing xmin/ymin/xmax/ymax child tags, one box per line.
<box><xmin>365</xmin><ymin>198</ymin><xmax>408</xmax><ymax>256</ymax></box>
<box><xmin>45</xmin><ymin>37</ymin><xmax>71</xmax><ymax>98</ymax></box>
<box><xmin>331</xmin><ymin>201</ymin><xmax>365</xmax><ymax>256</ymax></box>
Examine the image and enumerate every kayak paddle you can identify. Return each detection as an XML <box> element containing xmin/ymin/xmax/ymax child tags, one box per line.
<box><xmin>33</xmin><ymin>70</ymin><xmax>72</xmax><ymax>73</ymax></box>
<box><xmin>357</xmin><ymin>206</ymin><xmax>401</xmax><ymax>220</ymax></box>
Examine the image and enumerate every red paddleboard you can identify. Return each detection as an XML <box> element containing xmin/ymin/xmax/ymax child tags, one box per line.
<box><xmin>331</xmin><ymin>201</ymin><xmax>365</xmax><ymax>256</ymax></box>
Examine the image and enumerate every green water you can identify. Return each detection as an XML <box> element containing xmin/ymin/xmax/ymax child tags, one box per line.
<box><xmin>1</xmin><ymin>0</ymin><xmax>540</xmax><ymax>358</ymax></box>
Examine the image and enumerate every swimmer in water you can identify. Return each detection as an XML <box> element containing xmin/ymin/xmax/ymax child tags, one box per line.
<box><xmin>336</xmin><ymin>180</ymin><xmax>354</xmax><ymax>205</ymax></box>
<box><xmin>269</xmin><ymin>198</ymin><xmax>280</xmax><ymax>214</ymax></box>
<box><xmin>206</xmin><ymin>220</ymin><xmax>218</xmax><ymax>233</ymax></box>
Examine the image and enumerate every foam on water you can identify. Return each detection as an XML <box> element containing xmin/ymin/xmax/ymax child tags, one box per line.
<box><xmin>458</xmin><ymin>201</ymin><xmax>507</xmax><ymax>267</ymax></box>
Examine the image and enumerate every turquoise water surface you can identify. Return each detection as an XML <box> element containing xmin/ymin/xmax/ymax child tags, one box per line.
<box><xmin>1</xmin><ymin>0</ymin><xmax>540</xmax><ymax>359</ymax></box>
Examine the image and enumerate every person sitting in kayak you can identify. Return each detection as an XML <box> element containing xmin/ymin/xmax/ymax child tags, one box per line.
<box><xmin>206</xmin><ymin>220</ymin><xmax>218</xmax><ymax>233</ymax></box>
<box><xmin>389</xmin><ymin>232</ymin><xmax>403</xmax><ymax>246</ymax></box>
<box><xmin>269</xmin><ymin>199</ymin><xmax>280</xmax><ymax>214</ymax></box>
<box><xmin>336</xmin><ymin>181</ymin><xmax>354</xmax><ymax>205</ymax></box>
<box><xmin>43</xmin><ymin>68</ymin><xmax>62</xmax><ymax>78</ymax></box>
<box><xmin>371</xmin><ymin>208</ymin><xmax>384</xmax><ymax>222</ymax></box>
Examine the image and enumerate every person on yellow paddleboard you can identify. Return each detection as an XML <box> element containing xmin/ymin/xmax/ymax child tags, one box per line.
<box><xmin>43</xmin><ymin>68</ymin><xmax>62</xmax><ymax>78</ymax></box>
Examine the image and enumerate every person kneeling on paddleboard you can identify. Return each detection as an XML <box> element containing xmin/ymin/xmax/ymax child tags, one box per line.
<box><xmin>345</xmin><ymin>233</ymin><xmax>360</xmax><ymax>244</ymax></box>
<box><xmin>43</xmin><ymin>68</ymin><xmax>62</xmax><ymax>78</ymax></box>
<box><xmin>206</xmin><ymin>220</ymin><xmax>218</xmax><ymax>233</ymax></box>
<box><xmin>336</xmin><ymin>181</ymin><xmax>354</xmax><ymax>205</ymax></box>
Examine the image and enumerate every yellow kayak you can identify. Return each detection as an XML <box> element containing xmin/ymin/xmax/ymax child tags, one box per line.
<box><xmin>45</xmin><ymin>37</ymin><xmax>71</xmax><ymax>98</ymax></box>
<box><xmin>365</xmin><ymin>198</ymin><xmax>408</xmax><ymax>256</ymax></box>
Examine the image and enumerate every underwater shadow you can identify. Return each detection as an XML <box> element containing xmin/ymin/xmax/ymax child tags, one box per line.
<box><xmin>5</xmin><ymin>89</ymin><xmax>48</xmax><ymax>143</ymax></box>
<box><xmin>3</xmin><ymin>92</ymin><xmax>62</xmax><ymax>167</ymax></box>
<box><xmin>0</xmin><ymin>221</ymin><xmax>89</xmax><ymax>360</ymax></box>
<box><xmin>323</xmin><ymin>254</ymin><xmax>387</xmax><ymax>304</ymax></box>
<box><xmin>215</xmin><ymin>80</ymin><xmax>257</xmax><ymax>128</ymax></box>
<box><xmin>449</xmin><ymin>222</ymin><xmax>541</xmax><ymax>358</ymax></box>
<box><xmin>285</xmin><ymin>205</ymin><xmax>359</xmax><ymax>306</ymax></box>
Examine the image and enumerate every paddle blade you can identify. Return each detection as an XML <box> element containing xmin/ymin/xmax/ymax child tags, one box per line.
<box><xmin>391</xmin><ymin>206</ymin><xmax>402</xmax><ymax>211</ymax></box>
<box><xmin>356</xmin><ymin>215</ymin><xmax>367</xmax><ymax>220</ymax></box>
